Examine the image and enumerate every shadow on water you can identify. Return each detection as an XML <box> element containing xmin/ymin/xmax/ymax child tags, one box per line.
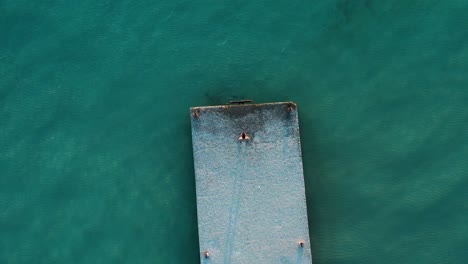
<box><xmin>297</xmin><ymin>107</ymin><xmax>329</xmax><ymax>262</ymax></box>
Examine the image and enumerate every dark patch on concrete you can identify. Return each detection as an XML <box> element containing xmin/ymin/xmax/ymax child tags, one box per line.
<box><xmin>191</xmin><ymin>102</ymin><xmax>296</xmax><ymax>139</ymax></box>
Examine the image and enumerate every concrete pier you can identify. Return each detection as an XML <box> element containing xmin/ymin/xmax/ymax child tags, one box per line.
<box><xmin>191</xmin><ymin>102</ymin><xmax>312</xmax><ymax>264</ymax></box>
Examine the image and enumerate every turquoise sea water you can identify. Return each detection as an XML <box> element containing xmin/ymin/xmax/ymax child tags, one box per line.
<box><xmin>1</xmin><ymin>0</ymin><xmax>468</xmax><ymax>263</ymax></box>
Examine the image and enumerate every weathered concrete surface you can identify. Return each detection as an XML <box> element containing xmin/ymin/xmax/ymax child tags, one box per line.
<box><xmin>191</xmin><ymin>102</ymin><xmax>312</xmax><ymax>264</ymax></box>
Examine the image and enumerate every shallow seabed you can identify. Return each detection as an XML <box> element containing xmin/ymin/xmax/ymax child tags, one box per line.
<box><xmin>1</xmin><ymin>0</ymin><xmax>468</xmax><ymax>263</ymax></box>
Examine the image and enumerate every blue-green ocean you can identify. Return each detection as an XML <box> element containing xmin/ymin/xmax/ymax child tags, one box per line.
<box><xmin>1</xmin><ymin>0</ymin><xmax>468</xmax><ymax>263</ymax></box>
